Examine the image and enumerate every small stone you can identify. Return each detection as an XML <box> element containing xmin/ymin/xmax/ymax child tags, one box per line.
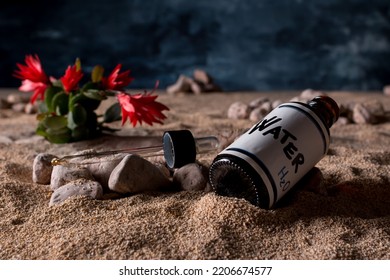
<box><xmin>272</xmin><ymin>100</ymin><xmax>283</xmax><ymax>109</ymax></box>
<box><xmin>189</xmin><ymin>80</ymin><xmax>202</xmax><ymax>95</ymax></box>
<box><xmin>49</xmin><ymin>179</ymin><xmax>103</xmax><ymax>206</ymax></box>
<box><xmin>335</xmin><ymin>116</ymin><xmax>350</xmax><ymax>125</ymax></box>
<box><xmin>249</xmin><ymin>102</ymin><xmax>272</xmax><ymax>122</ymax></box>
<box><xmin>227</xmin><ymin>101</ymin><xmax>250</xmax><ymax>119</ymax></box>
<box><xmin>193</xmin><ymin>69</ymin><xmax>213</xmax><ymax>85</ymax></box>
<box><xmin>166</xmin><ymin>75</ymin><xmax>192</xmax><ymax>95</ymax></box>
<box><xmin>154</xmin><ymin>162</ymin><xmax>171</xmax><ymax>178</ymax></box>
<box><xmin>364</xmin><ymin>100</ymin><xmax>385</xmax><ymax>116</ymax></box>
<box><xmin>352</xmin><ymin>103</ymin><xmax>376</xmax><ymax>124</ymax></box>
<box><xmin>289</xmin><ymin>96</ymin><xmax>300</xmax><ymax>102</ymax></box>
<box><xmin>0</xmin><ymin>98</ymin><xmax>11</xmax><ymax>109</ymax></box>
<box><xmin>108</xmin><ymin>154</ymin><xmax>171</xmax><ymax>194</ymax></box>
<box><xmin>173</xmin><ymin>163</ymin><xmax>209</xmax><ymax>191</ymax></box>
<box><xmin>7</xmin><ymin>93</ymin><xmax>30</xmax><ymax>104</ymax></box>
<box><xmin>12</xmin><ymin>103</ymin><xmax>26</xmax><ymax>113</ymax></box>
<box><xmin>300</xmin><ymin>89</ymin><xmax>326</xmax><ymax>102</ymax></box>
<box><xmin>50</xmin><ymin>165</ymin><xmax>94</xmax><ymax>190</ymax></box>
<box><xmin>383</xmin><ymin>85</ymin><xmax>390</xmax><ymax>96</ymax></box>
<box><xmin>0</xmin><ymin>136</ymin><xmax>13</xmax><ymax>144</ymax></box>
<box><xmin>84</xmin><ymin>153</ymin><xmax>126</xmax><ymax>190</ymax></box>
<box><xmin>202</xmin><ymin>83</ymin><xmax>222</xmax><ymax>92</ymax></box>
<box><xmin>24</xmin><ymin>102</ymin><xmax>37</xmax><ymax>114</ymax></box>
<box><xmin>248</xmin><ymin>97</ymin><xmax>269</xmax><ymax>109</ymax></box>
<box><xmin>32</xmin><ymin>153</ymin><xmax>57</xmax><ymax>184</ymax></box>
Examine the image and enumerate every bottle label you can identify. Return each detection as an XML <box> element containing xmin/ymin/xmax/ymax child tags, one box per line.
<box><xmin>219</xmin><ymin>102</ymin><xmax>330</xmax><ymax>208</ymax></box>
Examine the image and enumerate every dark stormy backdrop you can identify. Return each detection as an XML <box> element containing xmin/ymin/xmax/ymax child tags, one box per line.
<box><xmin>1</xmin><ymin>0</ymin><xmax>390</xmax><ymax>91</ymax></box>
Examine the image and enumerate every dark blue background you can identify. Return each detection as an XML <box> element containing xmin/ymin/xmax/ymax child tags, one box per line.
<box><xmin>1</xmin><ymin>0</ymin><xmax>390</xmax><ymax>91</ymax></box>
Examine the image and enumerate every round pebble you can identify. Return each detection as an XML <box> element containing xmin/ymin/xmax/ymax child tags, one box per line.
<box><xmin>32</xmin><ymin>153</ymin><xmax>57</xmax><ymax>184</ymax></box>
<box><xmin>50</xmin><ymin>165</ymin><xmax>94</xmax><ymax>190</ymax></box>
<box><xmin>108</xmin><ymin>154</ymin><xmax>171</xmax><ymax>194</ymax></box>
<box><xmin>227</xmin><ymin>101</ymin><xmax>250</xmax><ymax>119</ymax></box>
<box><xmin>352</xmin><ymin>103</ymin><xmax>376</xmax><ymax>124</ymax></box>
<box><xmin>49</xmin><ymin>179</ymin><xmax>103</xmax><ymax>206</ymax></box>
<box><xmin>84</xmin><ymin>153</ymin><xmax>126</xmax><ymax>190</ymax></box>
<box><xmin>248</xmin><ymin>97</ymin><xmax>269</xmax><ymax>109</ymax></box>
<box><xmin>173</xmin><ymin>163</ymin><xmax>209</xmax><ymax>191</ymax></box>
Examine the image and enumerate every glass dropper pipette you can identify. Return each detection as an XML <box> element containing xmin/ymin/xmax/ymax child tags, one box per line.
<box><xmin>51</xmin><ymin>130</ymin><xmax>219</xmax><ymax>169</ymax></box>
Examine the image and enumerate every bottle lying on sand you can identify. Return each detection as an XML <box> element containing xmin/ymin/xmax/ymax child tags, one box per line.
<box><xmin>209</xmin><ymin>96</ymin><xmax>340</xmax><ymax>209</ymax></box>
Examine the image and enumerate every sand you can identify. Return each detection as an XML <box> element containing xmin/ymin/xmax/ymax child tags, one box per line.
<box><xmin>0</xmin><ymin>89</ymin><xmax>389</xmax><ymax>260</ymax></box>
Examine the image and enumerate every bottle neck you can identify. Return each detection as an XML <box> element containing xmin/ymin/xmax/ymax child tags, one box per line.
<box><xmin>307</xmin><ymin>96</ymin><xmax>340</xmax><ymax>128</ymax></box>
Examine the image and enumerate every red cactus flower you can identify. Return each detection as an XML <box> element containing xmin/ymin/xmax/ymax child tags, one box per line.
<box><xmin>101</xmin><ymin>64</ymin><xmax>134</xmax><ymax>90</ymax></box>
<box><xmin>60</xmin><ymin>65</ymin><xmax>84</xmax><ymax>93</ymax></box>
<box><xmin>117</xmin><ymin>81</ymin><xmax>169</xmax><ymax>127</ymax></box>
<box><xmin>13</xmin><ymin>54</ymin><xmax>51</xmax><ymax>104</ymax></box>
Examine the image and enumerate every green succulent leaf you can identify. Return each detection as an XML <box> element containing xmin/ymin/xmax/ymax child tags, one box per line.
<box><xmin>43</xmin><ymin>115</ymin><xmax>68</xmax><ymax>130</ymax></box>
<box><xmin>81</xmin><ymin>81</ymin><xmax>99</xmax><ymax>91</ymax></box>
<box><xmin>103</xmin><ymin>102</ymin><xmax>122</xmax><ymax>123</ymax></box>
<box><xmin>68</xmin><ymin>92</ymin><xmax>86</xmax><ymax>111</ymax></box>
<box><xmin>46</xmin><ymin>126</ymin><xmax>71</xmax><ymax>135</ymax></box>
<box><xmin>46</xmin><ymin>132</ymin><xmax>72</xmax><ymax>144</ymax></box>
<box><xmin>44</xmin><ymin>86</ymin><xmax>63</xmax><ymax>112</ymax></box>
<box><xmin>36</xmin><ymin>122</ymin><xmax>48</xmax><ymax>137</ymax></box>
<box><xmin>68</xmin><ymin>104</ymin><xmax>87</xmax><ymax>129</ymax></box>
<box><xmin>71</xmin><ymin>125</ymin><xmax>90</xmax><ymax>141</ymax></box>
<box><xmin>38</xmin><ymin>101</ymin><xmax>48</xmax><ymax>113</ymax></box>
<box><xmin>83</xmin><ymin>89</ymin><xmax>107</xmax><ymax>101</ymax></box>
<box><xmin>52</xmin><ymin>92</ymin><xmax>69</xmax><ymax>115</ymax></box>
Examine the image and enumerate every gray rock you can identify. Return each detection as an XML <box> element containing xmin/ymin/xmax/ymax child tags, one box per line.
<box><xmin>383</xmin><ymin>85</ymin><xmax>390</xmax><ymax>96</ymax></box>
<box><xmin>50</xmin><ymin>165</ymin><xmax>94</xmax><ymax>190</ymax></box>
<box><xmin>153</xmin><ymin>162</ymin><xmax>171</xmax><ymax>178</ymax></box>
<box><xmin>12</xmin><ymin>103</ymin><xmax>26</xmax><ymax>113</ymax></box>
<box><xmin>32</xmin><ymin>153</ymin><xmax>57</xmax><ymax>184</ymax></box>
<box><xmin>335</xmin><ymin>116</ymin><xmax>350</xmax><ymax>125</ymax></box>
<box><xmin>166</xmin><ymin>75</ymin><xmax>192</xmax><ymax>95</ymax></box>
<box><xmin>0</xmin><ymin>136</ymin><xmax>13</xmax><ymax>144</ymax></box>
<box><xmin>272</xmin><ymin>99</ymin><xmax>283</xmax><ymax>109</ymax></box>
<box><xmin>108</xmin><ymin>154</ymin><xmax>171</xmax><ymax>194</ymax></box>
<box><xmin>49</xmin><ymin>179</ymin><xmax>103</xmax><ymax>206</ymax></box>
<box><xmin>189</xmin><ymin>80</ymin><xmax>202</xmax><ymax>95</ymax></box>
<box><xmin>249</xmin><ymin>102</ymin><xmax>272</xmax><ymax>122</ymax></box>
<box><xmin>248</xmin><ymin>97</ymin><xmax>269</xmax><ymax>109</ymax></box>
<box><xmin>84</xmin><ymin>153</ymin><xmax>126</xmax><ymax>189</ymax></box>
<box><xmin>364</xmin><ymin>100</ymin><xmax>385</xmax><ymax>116</ymax></box>
<box><xmin>7</xmin><ymin>93</ymin><xmax>30</xmax><ymax>104</ymax></box>
<box><xmin>300</xmin><ymin>89</ymin><xmax>326</xmax><ymax>102</ymax></box>
<box><xmin>193</xmin><ymin>69</ymin><xmax>213</xmax><ymax>85</ymax></box>
<box><xmin>227</xmin><ymin>101</ymin><xmax>250</xmax><ymax>119</ymax></box>
<box><xmin>0</xmin><ymin>98</ymin><xmax>11</xmax><ymax>109</ymax></box>
<box><xmin>173</xmin><ymin>163</ymin><xmax>209</xmax><ymax>191</ymax></box>
<box><xmin>24</xmin><ymin>102</ymin><xmax>38</xmax><ymax>114</ymax></box>
<box><xmin>352</xmin><ymin>103</ymin><xmax>377</xmax><ymax>124</ymax></box>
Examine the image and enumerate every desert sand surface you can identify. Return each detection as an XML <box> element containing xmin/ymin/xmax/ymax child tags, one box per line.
<box><xmin>0</xmin><ymin>89</ymin><xmax>389</xmax><ymax>259</ymax></box>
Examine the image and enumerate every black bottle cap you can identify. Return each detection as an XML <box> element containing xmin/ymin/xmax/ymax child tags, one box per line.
<box><xmin>163</xmin><ymin>130</ymin><xmax>196</xmax><ymax>168</ymax></box>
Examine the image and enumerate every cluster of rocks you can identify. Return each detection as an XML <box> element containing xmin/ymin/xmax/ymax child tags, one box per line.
<box><xmin>33</xmin><ymin>151</ymin><xmax>210</xmax><ymax>206</ymax></box>
<box><xmin>166</xmin><ymin>69</ymin><xmax>222</xmax><ymax>95</ymax></box>
<box><xmin>0</xmin><ymin>92</ymin><xmax>38</xmax><ymax>114</ymax></box>
<box><xmin>383</xmin><ymin>85</ymin><xmax>390</xmax><ymax>96</ymax></box>
<box><xmin>227</xmin><ymin>96</ymin><xmax>283</xmax><ymax>122</ymax></box>
<box><xmin>227</xmin><ymin>89</ymin><xmax>389</xmax><ymax>125</ymax></box>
